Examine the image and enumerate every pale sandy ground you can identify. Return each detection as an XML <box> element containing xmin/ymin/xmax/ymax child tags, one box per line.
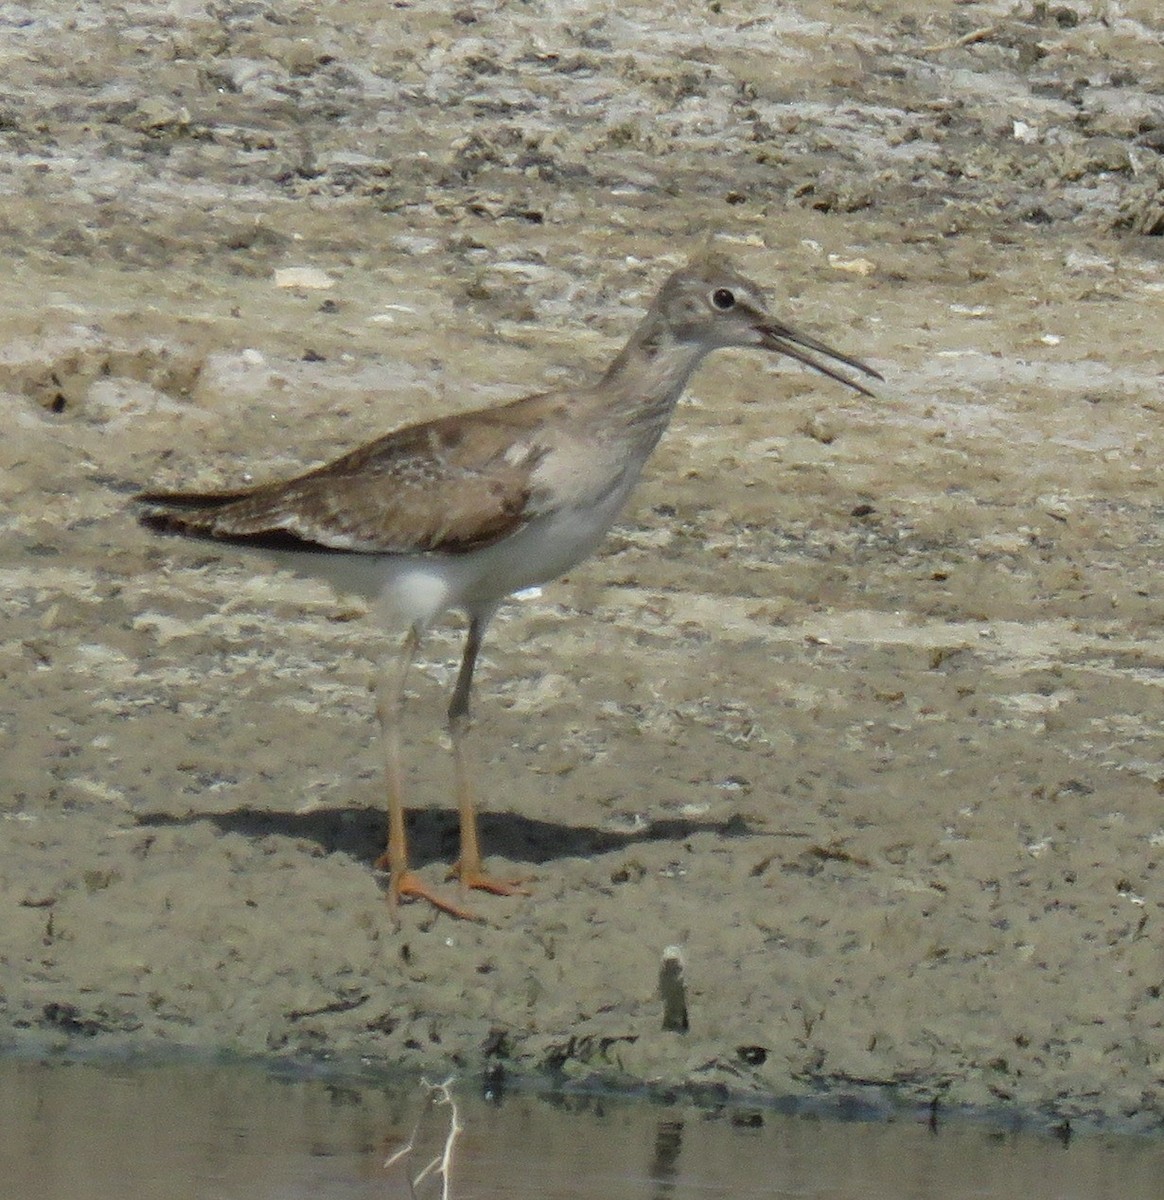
<box><xmin>1</xmin><ymin>0</ymin><xmax>1162</xmax><ymax>1131</ymax></box>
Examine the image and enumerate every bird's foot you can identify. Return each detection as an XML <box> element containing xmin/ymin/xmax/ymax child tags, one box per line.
<box><xmin>449</xmin><ymin>861</ymin><xmax>532</xmax><ymax>898</ymax></box>
<box><xmin>390</xmin><ymin>869</ymin><xmax>484</xmax><ymax>922</ymax></box>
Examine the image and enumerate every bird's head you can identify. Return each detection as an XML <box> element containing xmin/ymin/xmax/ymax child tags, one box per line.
<box><xmin>655</xmin><ymin>252</ymin><xmax>883</xmax><ymax>397</ymax></box>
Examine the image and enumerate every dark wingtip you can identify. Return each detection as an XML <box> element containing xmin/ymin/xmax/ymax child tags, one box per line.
<box><xmin>136</xmin><ymin>506</ymin><xmax>206</xmax><ymax>539</ymax></box>
<box><xmin>134</xmin><ymin>486</ymin><xmax>262</xmax><ymax>540</ymax></box>
<box><xmin>134</xmin><ymin>487</ymin><xmax>251</xmax><ymax>509</ymax></box>
<box><xmin>138</xmin><ymin>508</ymin><xmax>179</xmax><ymax>530</ymax></box>
<box><xmin>136</xmin><ymin>502</ymin><xmax>344</xmax><ymax>554</ymax></box>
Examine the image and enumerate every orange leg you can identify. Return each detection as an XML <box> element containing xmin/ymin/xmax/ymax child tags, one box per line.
<box><xmin>446</xmin><ymin>612</ymin><xmax>530</xmax><ymax>900</ymax></box>
<box><xmin>375</xmin><ymin>625</ymin><xmax>481</xmax><ymax>922</ymax></box>
<box><xmin>447</xmin><ymin>708</ymin><xmax>530</xmax><ymax>899</ymax></box>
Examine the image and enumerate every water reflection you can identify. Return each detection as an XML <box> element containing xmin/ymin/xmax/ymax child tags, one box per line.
<box><xmin>0</xmin><ymin>1059</ymin><xmax>1161</xmax><ymax>1200</ymax></box>
<box><xmin>650</xmin><ymin>1117</ymin><xmax>684</xmax><ymax>1198</ymax></box>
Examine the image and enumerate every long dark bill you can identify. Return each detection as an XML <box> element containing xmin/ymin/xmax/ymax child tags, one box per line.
<box><xmin>757</xmin><ymin>320</ymin><xmax>884</xmax><ymax>399</ymax></box>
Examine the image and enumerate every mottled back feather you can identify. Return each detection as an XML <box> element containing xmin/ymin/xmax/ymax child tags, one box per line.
<box><xmin>138</xmin><ymin>397</ymin><xmax>557</xmax><ymax>556</ymax></box>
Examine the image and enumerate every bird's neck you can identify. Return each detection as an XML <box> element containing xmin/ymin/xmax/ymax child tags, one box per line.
<box><xmin>595</xmin><ymin>315</ymin><xmax>710</xmax><ymax>455</ymax></box>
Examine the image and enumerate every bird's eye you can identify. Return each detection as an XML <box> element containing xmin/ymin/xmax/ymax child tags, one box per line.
<box><xmin>710</xmin><ymin>287</ymin><xmax>736</xmax><ymax>311</ymax></box>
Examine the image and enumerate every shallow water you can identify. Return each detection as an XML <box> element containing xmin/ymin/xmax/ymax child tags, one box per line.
<box><xmin>2</xmin><ymin>1061</ymin><xmax>1162</xmax><ymax>1200</ymax></box>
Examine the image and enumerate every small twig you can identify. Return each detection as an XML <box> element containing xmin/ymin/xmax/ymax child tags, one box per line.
<box><xmin>385</xmin><ymin>1077</ymin><xmax>462</xmax><ymax>1200</ymax></box>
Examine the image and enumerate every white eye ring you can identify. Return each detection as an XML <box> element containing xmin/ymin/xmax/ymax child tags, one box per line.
<box><xmin>710</xmin><ymin>287</ymin><xmax>736</xmax><ymax>311</ymax></box>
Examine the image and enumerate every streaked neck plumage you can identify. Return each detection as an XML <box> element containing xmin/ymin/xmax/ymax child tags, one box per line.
<box><xmin>593</xmin><ymin>305</ymin><xmax>715</xmax><ymax>461</ymax></box>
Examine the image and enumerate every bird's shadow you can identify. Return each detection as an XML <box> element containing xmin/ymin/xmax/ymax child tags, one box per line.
<box><xmin>133</xmin><ymin>804</ymin><xmax>756</xmax><ymax>873</ymax></box>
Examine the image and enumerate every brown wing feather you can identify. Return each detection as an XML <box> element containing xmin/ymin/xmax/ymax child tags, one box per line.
<box><xmin>138</xmin><ymin>398</ymin><xmax>557</xmax><ymax>556</ymax></box>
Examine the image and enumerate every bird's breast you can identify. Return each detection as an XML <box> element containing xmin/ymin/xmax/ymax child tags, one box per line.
<box><xmin>527</xmin><ymin>434</ymin><xmax>641</xmax><ymax>515</ymax></box>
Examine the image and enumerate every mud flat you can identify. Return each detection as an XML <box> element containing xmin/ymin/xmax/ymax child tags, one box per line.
<box><xmin>1</xmin><ymin>1</ymin><xmax>1162</xmax><ymax>1130</ymax></box>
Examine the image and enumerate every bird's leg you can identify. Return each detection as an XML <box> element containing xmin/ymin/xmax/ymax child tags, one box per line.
<box><xmin>448</xmin><ymin>612</ymin><xmax>530</xmax><ymax>899</ymax></box>
<box><xmin>375</xmin><ymin>624</ymin><xmax>479</xmax><ymax>921</ymax></box>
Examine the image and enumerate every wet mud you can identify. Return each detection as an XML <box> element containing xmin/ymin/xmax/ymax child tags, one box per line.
<box><xmin>1</xmin><ymin>1</ymin><xmax>1162</xmax><ymax>1129</ymax></box>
